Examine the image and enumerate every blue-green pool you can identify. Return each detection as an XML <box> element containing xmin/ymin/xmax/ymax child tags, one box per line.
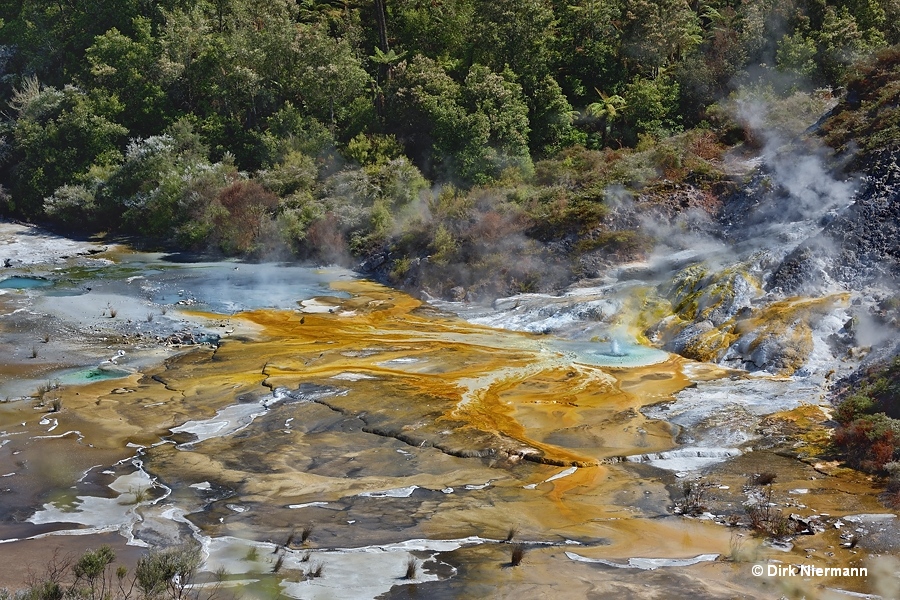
<box><xmin>0</xmin><ymin>276</ymin><xmax>53</xmax><ymax>289</ymax></box>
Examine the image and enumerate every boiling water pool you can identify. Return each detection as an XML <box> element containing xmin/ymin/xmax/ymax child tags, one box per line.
<box><xmin>550</xmin><ymin>338</ymin><xmax>670</xmax><ymax>368</ymax></box>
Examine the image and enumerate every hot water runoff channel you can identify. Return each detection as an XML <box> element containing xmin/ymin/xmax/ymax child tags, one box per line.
<box><xmin>0</xmin><ymin>221</ymin><xmax>894</xmax><ymax>599</ymax></box>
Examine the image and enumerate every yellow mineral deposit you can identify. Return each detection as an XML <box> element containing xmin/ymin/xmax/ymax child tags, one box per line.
<box><xmin>0</xmin><ymin>278</ymin><xmax>888</xmax><ymax>597</ymax></box>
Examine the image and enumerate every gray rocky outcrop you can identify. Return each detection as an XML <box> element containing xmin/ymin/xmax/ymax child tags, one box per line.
<box><xmin>770</xmin><ymin>147</ymin><xmax>900</xmax><ymax>294</ymax></box>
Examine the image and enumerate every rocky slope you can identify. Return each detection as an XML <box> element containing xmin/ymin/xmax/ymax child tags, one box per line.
<box><xmin>771</xmin><ymin>146</ymin><xmax>900</xmax><ymax>294</ymax></box>
<box><xmin>409</xmin><ymin>130</ymin><xmax>898</xmax><ymax>382</ymax></box>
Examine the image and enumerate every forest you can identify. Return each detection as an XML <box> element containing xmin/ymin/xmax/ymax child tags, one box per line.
<box><xmin>0</xmin><ymin>0</ymin><xmax>896</xmax><ymax>294</ymax></box>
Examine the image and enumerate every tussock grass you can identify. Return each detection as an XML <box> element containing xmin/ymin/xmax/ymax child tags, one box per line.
<box><xmin>309</xmin><ymin>562</ymin><xmax>324</xmax><ymax>578</ymax></box>
<box><xmin>505</xmin><ymin>526</ymin><xmax>518</xmax><ymax>543</ymax></box>
<box><xmin>510</xmin><ymin>544</ymin><xmax>525</xmax><ymax>567</ymax></box>
<box><xmin>272</xmin><ymin>551</ymin><xmax>285</xmax><ymax>573</ymax></box>
<box><xmin>300</xmin><ymin>522</ymin><xmax>314</xmax><ymax>544</ymax></box>
<box><xmin>403</xmin><ymin>556</ymin><xmax>418</xmax><ymax>580</ymax></box>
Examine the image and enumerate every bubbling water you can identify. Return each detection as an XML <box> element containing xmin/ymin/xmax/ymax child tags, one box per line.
<box><xmin>549</xmin><ymin>338</ymin><xmax>670</xmax><ymax>368</ymax></box>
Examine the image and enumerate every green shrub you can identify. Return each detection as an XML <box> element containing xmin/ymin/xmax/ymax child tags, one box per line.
<box><xmin>135</xmin><ymin>546</ymin><xmax>201</xmax><ymax>599</ymax></box>
<box><xmin>429</xmin><ymin>224</ymin><xmax>457</xmax><ymax>266</ymax></box>
<box><xmin>835</xmin><ymin>392</ymin><xmax>877</xmax><ymax>424</ymax></box>
<box><xmin>344</xmin><ymin>133</ymin><xmax>404</xmax><ymax>166</ymax></box>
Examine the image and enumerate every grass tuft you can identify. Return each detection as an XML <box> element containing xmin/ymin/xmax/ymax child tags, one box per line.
<box><xmin>132</xmin><ymin>486</ymin><xmax>148</xmax><ymax>503</ymax></box>
<box><xmin>272</xmin><ymin>551</ymin><xmax>285</xmax><ymax>573</ymax></box>
<box><xmin>121</xmin><ymin>486</ymin><xmax>148</xmax><ymax>505</ymax></box>
<box><xmin>505</xmin><ymin>525</ymin><xmax>518</xmax><ymax>543</ymax></box>
<box><xmin>300</xmin><ymin>522</ymin><xmax>314</xmax><ymax>544</ymax></box>
<box><xmin>403</xmin><ymin>556</ymin><xmax>418</xmax><ymax>580</ymax></box>
<box><xmin>510</xmin><ymin>544</ymin><xmax>525</xmax><ymax>567</ymax></box>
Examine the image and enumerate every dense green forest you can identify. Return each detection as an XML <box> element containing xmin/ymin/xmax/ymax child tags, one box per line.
<box><xmin>0</xmin><ymin>0</ymin><xmax>895</xmax><ymax>290</ymax></box>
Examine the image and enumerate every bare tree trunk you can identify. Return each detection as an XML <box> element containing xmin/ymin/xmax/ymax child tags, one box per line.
<box><xmin>374</xmin><ymin>0</ymin><xmax>389</xmax><ymax>53</ymax></box>
<box><xmin>373</xmin><ymin>0</ymin><xmax>391</xmax><ymax>117</ymax></box>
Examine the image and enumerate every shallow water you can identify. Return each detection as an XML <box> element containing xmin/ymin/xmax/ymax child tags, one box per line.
<box><xmin>0</xmin><ymin>276</ymin><xmax>53</xmax><ymax>289</ymax></box>
<box><xmin>0</xmin><ymin>222</ymin><xmax>894</xmax><ymax>598</ymax></box>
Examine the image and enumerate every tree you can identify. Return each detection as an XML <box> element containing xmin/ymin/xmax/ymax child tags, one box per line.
<box><xmin>620</xmin><ymin>0</ymin><xmax>702</xmax><ymax>76</ymax></box>
<box><xmin>553</xmin><ymin>0</ymin><xmax>625</xmax><ymax>103</ymax></box>
<box><xmin>776</xmin><ymin>32</ymin><xmax>818</xmax><ymax>78</ymax></box>
<box><xmin>85</xmin><ymin>17</ymin><xmax>170</xmax><ymax>136</ymax></box>
<box><xmin>385</xmin><ymin>55</ymin><xmax>465</xmax><ymax>172</ymax></box>
<box><xmin>621</xmin><ymin>74</ymin><xmax>680</xmax><ymax>142</ymax></box>
<box><xmin>470</xmin><ymin>0</ymin><xmax>557</xmax><ymax>89</ymax></box>
<box><xmin>389</xmin><ymin>0</ymin><xmax>474</xmax><ymax>60</ymax></box>
<box><xmin>5</xmin><ymin>79</ymin><xmax>127</xmax><ymax>216</ymax></box>
<box><xmin>386</xmin><ymin>57</ymin><xmax>531</xmax><ymax>182</ymax></box>
<box><xmin>528</xmin><ymin>75</ymin><xmax>582</xmax><ymax>156</ymax></box>
<box><xmin>0</xmin><ymin>0</ymin><xmax>142</xmax><ymax>92</ymax></box>
<box><xmin>586</xmin><ymin>89</ymin><xmax>626</xmax><ymax>147</ymax></box>
<box><xmin>816</xmin><ymin>5</ymin><xmax>874</xmax><ymax>82</ymax></box>
<box><xmin>283</xmin><ymin>24</ymin><xmax>371</xmax><ymax>132</ymax></box>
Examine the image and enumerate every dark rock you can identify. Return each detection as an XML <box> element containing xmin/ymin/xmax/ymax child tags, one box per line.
<box><xmin>770</xmin><ymin>147</ymin><xmax>900</xmax><ymax>294</ymax></box>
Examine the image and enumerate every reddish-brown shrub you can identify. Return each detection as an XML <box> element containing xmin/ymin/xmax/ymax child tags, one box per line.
<box><xmin>213</xmin><ymin>181</ymin><xmax>279</xmax><ymax>254</ymax></box>
<box><xmin>833</xmin><ymin>417</ymin><xmax>899</xmax><ymax>472</ymax></box>
<box><xmin>305</xmin><ymin>213</ymin><xmax>349</xmax><ymax>264</ymax></box>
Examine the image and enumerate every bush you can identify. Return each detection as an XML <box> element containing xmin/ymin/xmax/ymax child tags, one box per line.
<box><xmin>7</xmin><ymin>81</ymin><xmax>127</xmax><ymax>217</ymax></box>
<box><xmin>16</xmin><ymin>544</ymin><xmax>204</xmax><ymax>600</ymax></box>
<box><xmin>135</xmin><ymin>546</ymin><xmax>201</xmax><ymax>599</ymax></box>
<box><xmin>257</xmin><ymin>151</ymin><xmax>318</xmax><ymax>198</ymax></box>
<box><xmin>73</xmin><ymin>545</ymin><xmax>115</xmax><ymax>599</ymax></box>
<box><xmin>305</xmin><ymin>213</ymin><xmax>349</xmax><ymax>264</ymax></box>
<box><xmin>673</xmin><ymin>481</ymin><xmax>708</xmax><ymax>516</ymax></box>
<box><xmin>429</xmin><ymin>224</ymin><xmax>458</xmax><ymax>266</ymax></box>
<box><xmin>43</xmin><ymin>185</ymin><xmax>98</xmax><ymax>227</ymax></box>
<box><xmin>344</xmin><ymin>133</ymin><xmax>404</xmax><ymax>166</ymax></box>
<box><xmin>744</xmin><ymin>473</ymin><xmax>798</xmax><ymax>538</ymax></box>
<box><xmin>833</xmin><ymin>414</ymin><xmax>900</xmax><ymax>472</ymax></box>
<box><xmin>211</xmin><ymin>181</ymin><xmax>279</xmax><ymax>255</ymax></box>
<box><xmin>832</xmin><ymin>358</ymin><xmax>900</xmax><ymax>472</ymax></box>
<box><xmin>835</xmin><ymin>392</ymin><xmax>877</xmax><ymax>424</ymax></box>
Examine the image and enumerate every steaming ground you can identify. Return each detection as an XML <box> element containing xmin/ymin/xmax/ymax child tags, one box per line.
<box><xmin>433</xmin><ymin>98</ymin><xmax>899</xmax><ymax>483</ymax></box>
